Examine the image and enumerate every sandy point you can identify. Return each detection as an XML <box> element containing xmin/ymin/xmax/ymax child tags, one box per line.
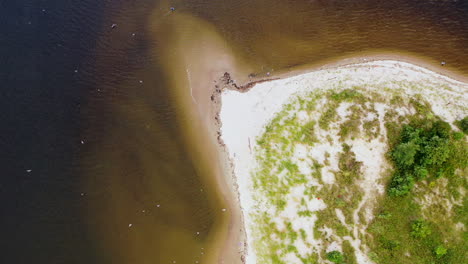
<box><xmin>218</xmin><ymin>59</ymin><xmax>467</xmax><ymax>264</ymax></box>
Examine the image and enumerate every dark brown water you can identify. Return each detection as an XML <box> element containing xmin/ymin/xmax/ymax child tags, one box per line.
<box><xmin>1</xmin><ymin>0</ymin><xmax>467</xmax><ymax>263</ymax></box>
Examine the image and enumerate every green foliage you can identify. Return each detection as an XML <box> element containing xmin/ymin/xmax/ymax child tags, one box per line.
<box><xmin>298</xmin><ymin>210</ymin><xmax>313</xmax><ymax>217</ymax></box>
<box><xmin>388</xmin><ymin>172</ymin><xmax>414</xmax><ymax>196</ymax></box>
<box><xmin>281</xmin><ymin>160</ymin><xmax>299</xmax><ymax>173</ymax></box>
<box><xmin>380</xmin><ymin>238</ymin><xmax>400</xmax><ymax>250</ymax></box>
<box><xmin>286</xmin><ymin>244</ymin><xmax>297</xmax><ymax>253</ymax></box>
<box><xmin>319</xmin><ymin>105</ymin><xmax>337</xmax><ymax>129</ymax></box>
<box><xmin>455</xmin><ymin>116</ymin><xmax>468</xmax><ymax>134</ymax></box>
<box><xmin>342</xmin><ymin>240</ymin><xmax>358</xmax><ymax>264</ymax></box>
<box><xmin>410</xmin><ymin>97</ymin><xmax>432</xmax><ymax>116</ymax></box>
<box><xmin>363</xmin><ymin>118</ymin><xmax>380</xmax><ymax>139</ymax></box>
<box><xmin>388</xmin><ymin>119</ymin><xmax>463</xmax><ymax>196</ymax></box>
<box><xmin>320</xmin><ymin>89</ymin><xmax>364</xmax><ymax>130</ymax></box>
<box><xmin>338</xmin><ymin>105</ymin><xmax>362</xmax><ymax>141</ymax></box>
<box><xmin>367</xmin><ymin>194</ymin><xmax>437</xmax><ymax>263</ymax></box>
<box><xmin>299</xmin><ymin>229</ymin><xmax>307</xmax><ymax>240</ymax></box>
<box><xmin>423</xmin><ymin>137</ymin><xmax>450</xmax><ymax>166</ymax></box>
<box><xmin>330</xmin><ymin>89</ymin><xmax>363</xmax><ymax>102</ymax></box>
<box><xmin>411</xmin><ymin>220</ymin><xmax>432</xmax><ymax>239</ymax></box>
<box><xmin>368</xmin><ymin>112</ymin><xmax>467</xmax><ymax>264</ymax></box>
<box><xmin>326</xmin><ymin>251</ymin><xmax>344</xmax><ymax>263</ymax></box>
<box><xmin>338</xmin><ymin>144</ymin><xmax>362</xmax><ymax>178</ymax></box>
<box><xmin>377</xmin><ymin>211</ymin><xmax>392</xmax><ymax>219</ymax></box>
<box><xmin>367</xmin><ymin>252</ymin><xmax>378</xmax><ymax>262</ymax></box>
<box><xmin>392</xmin><ymin>141</ymin><xmax>419</xmax><ymax>167</ymax></box>
<box><xmin>299</xmin><ymin>253</ymin><xmax>318</xmax><ymax>264</ymax></box>
<box><xmin>453</xmin><ymin>131</ymin><xmax>464</xmax><ymax>140</ymax></box>
<box><xmin>300</xmin><ymin>121</ymin><xmax>317</xmax><ymax>143</ymax></box>
<box><xmin>286</xmin><ymin>222</ymin><xmax>298</xmax><ymax>243</ymax></box>
<box><xmin>434</xmin><ymin>245</ymin><xmax>447</xmax><ymax>258</ymax></box>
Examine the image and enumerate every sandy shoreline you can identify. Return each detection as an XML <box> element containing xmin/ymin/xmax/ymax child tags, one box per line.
<box><xmin>223</xmin><ymin>53</ymin><xmax>468</xmax><ymax>94</ymax></box>
<box><xmin>156</xmin><ymin>18</ymin><xmax>468</xmax><ymax>261</ymax></box>
<box><xmin>216</xmin><ymin>59</ymin><xmax>467</xmax><ymax>263</ymax></box>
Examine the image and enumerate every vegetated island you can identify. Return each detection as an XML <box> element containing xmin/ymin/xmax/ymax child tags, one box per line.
<box><xmin>219</xmin><ymin>60</ymin><xmax>467</xmax><ymax>264</ymax></box>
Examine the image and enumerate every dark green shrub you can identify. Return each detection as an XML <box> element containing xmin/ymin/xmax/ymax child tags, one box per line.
<box><xmin>413</xmin><ymin>166</ymin><xmax>428</xmax><ymax>180</ymax></box>
<box><xmin>456</xmin><ymin>116</ymin><xmax>468</xmax><ymax>134</ymax></box>
<box><xmin>388</xmin><ymin>172</ymin><xmax>414</xmax><ymax>196</ymax></box>
<box><xmin>387</xmin><ymin>118</ymin><xmax>464</xmax><ymax>196</ymax></box>
<box><xmin>430</xmin><ymin>120</ymin><xmax>451</xmax><ymax>138</ymax></box>
<box><xmin>326</xmin><ymin>251</ymin><xmax>344</xmax><ymax>263</ymax></box>
<box><xmin>381</xmin><ymin>238</ymin><xmax>400</xmax><ymax>251</ymax></box>
<box><xmin>392</xmin><ymin>142</ymin><xmax>419</xmax><ymax>167</ymax></box>
<box><xmin>453</xmin><ymin>131</ymin><xmax>464</xmax><ymax>140</ymax></box>
<box><xmin>421</xmin><ymin>136</ymin><xmax>450</xmax><ymax>166</ymax></box>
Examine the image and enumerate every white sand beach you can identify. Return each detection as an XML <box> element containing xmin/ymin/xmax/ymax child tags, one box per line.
<box><xmin>219</xmin><ymin>60</ymin><xmax>468</xmax><ymax>264</ymax></box>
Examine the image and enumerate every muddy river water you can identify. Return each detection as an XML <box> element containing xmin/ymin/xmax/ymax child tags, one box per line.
<box><xmin>1</xmin><ymin>0</ymin><xmax>467</xmax><ymax>263</ymax></box>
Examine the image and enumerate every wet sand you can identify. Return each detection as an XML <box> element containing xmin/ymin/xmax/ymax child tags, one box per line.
<box><xmin>149</xmin><ymin>11</ymin><xmax>253</xmax><ymax>263</ymax></box>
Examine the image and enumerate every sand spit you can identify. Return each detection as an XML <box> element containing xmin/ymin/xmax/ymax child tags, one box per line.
<box><xmin>219</xmin><ymin>60</ymin><xmax>467</xmax><ymax>264</ymax></box>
